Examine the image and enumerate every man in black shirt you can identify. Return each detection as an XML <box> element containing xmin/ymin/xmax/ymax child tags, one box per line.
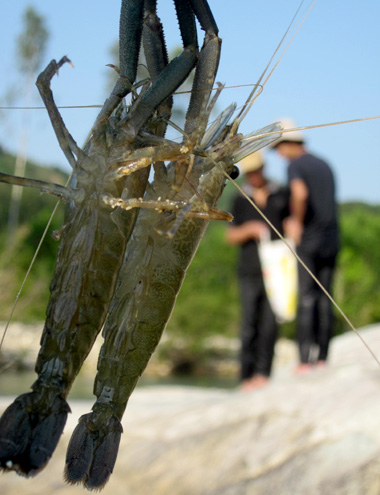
<box><xmin>272</xmin><ymin>119</ymin><xmax>339</xmax><ymax>373</ymax></box>
<box><xmin>227</xmin><ymin>152</ymin><xmax>289</xmax><ymax>390</ymax></box>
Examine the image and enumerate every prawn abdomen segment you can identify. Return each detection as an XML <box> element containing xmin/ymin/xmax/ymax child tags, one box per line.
<box><xmin>35</xmin><ymin>201</ymin><xmax>128</xmax><ymax>391</ymax></box>
<box><xmin>95</xmin><ymin>230</ymin><xmax>186</xmax><ymax>400</ymax></box>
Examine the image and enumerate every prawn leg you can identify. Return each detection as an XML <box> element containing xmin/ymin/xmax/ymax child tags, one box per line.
<box><xmin>120</xmin><ymin>0</ymin><xmax>220</xmax><ymax>142</ymax></box>
<box><xmin>36</xmin><ymin>56</ymin><xmax>84</xmax><ymax>168</ymax></box>
<box><xmin>92</xmin><ymin>0</ymin><xmax>145</xmax><ymax>129</ymax></box>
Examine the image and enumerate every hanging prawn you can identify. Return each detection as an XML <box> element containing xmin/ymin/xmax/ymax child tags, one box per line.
<box><xmin>0</xmin><ymin>0</ymin><xmax>282</xmax><ymax>489</ymax></box>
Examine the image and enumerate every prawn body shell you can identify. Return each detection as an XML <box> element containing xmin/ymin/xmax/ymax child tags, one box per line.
<box><xmin>35</xmin><ymin>133</ymin><xmax>137</xmax><ymax>393</ymax></box>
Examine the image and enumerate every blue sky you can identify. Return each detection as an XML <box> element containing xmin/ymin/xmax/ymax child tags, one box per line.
<box><xmin>1</xmin><ymin>0</ymin><xmax>380</xmax><ymax>204</ymax></box>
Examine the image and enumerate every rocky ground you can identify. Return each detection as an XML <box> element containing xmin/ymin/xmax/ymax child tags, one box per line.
<box><xmin>1</xmin><ymin>325</ymin><xmax>380</xmax><ymax>494</ymax></box>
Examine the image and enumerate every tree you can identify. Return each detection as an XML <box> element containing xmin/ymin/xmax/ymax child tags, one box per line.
<box><xmin>7</xmin><ymin>6</ymin><xmax>49</xmax><ymax>243</ymax></box>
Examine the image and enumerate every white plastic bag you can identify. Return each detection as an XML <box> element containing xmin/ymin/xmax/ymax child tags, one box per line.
<box><xmin>258</xmin><ymin>237</ymin><xmax>298</xmax><ymax>322</ymax></box>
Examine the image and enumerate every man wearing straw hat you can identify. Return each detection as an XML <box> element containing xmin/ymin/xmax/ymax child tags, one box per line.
<box><xmin>227</xmin><ymin>151</ymin><xmax>289</xmax><ymax>390</ymax></box>
<box><xmin>272</xmin><ymin>118</ymin><xmax>340</xmax><ymax>374</ymax></box>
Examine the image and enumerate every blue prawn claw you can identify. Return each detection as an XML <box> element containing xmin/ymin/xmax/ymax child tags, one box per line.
<box><xmin>0</xmin><ymin>392</ymin><xmax>70</xmax><ymax>476</ymax></box>
<box><xmin>65</xmin><ymin>413</ymin><xmax>122</xmax><ymax>490</ymax></box>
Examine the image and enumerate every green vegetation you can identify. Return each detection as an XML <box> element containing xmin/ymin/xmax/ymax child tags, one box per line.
<box><xmin>334</xmin><ymin>202</ymin><xmax>380</xmax><ymax>330</ymax></box>
<box><xmin>168</xmin><ymin>200</ymin><xmax>380</xmax><ymax>345</ymax></box>
<box><xmin>0</xmin><ymin>150</ymin><xmax>67</xmax><ymax>321</ymax></box>
<box><xmin>0</xmin><ymin>152</ymin><xmax>379</xmax><ymax>351</ymax></box>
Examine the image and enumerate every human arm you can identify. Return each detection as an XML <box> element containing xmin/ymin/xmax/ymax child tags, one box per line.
<box><xmin>286</xmin><ymin>178</ymin><xmax>308</xmax><ymax>244</ymax></box>
<box><xmin>226</xmin><ymin>220</ymin><xmax>269</xmax><ymax>245</ymax></box>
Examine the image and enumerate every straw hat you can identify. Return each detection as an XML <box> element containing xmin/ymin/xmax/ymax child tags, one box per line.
<box><xmin>271</xmin><ymin>118</ymin><xmax>305</xmax><ymax>147</ymax></box>
<box><xmin>239</xmin><ymin>151</ymin><xmax>264</xmax><ymax>174</ymax></box>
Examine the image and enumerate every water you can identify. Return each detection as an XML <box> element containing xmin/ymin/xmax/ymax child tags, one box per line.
<box><xmin>0</xmin><ymin>370</ymin><xmax>238</xmax><ymax>400</ymax></box>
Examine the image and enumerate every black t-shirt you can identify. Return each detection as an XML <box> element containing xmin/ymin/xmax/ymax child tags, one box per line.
<box><xmin>231</xmin><ymin>182</ymin><xmax>289</xmax><ymax>277</ymax></box>
<box><xmin>287</xmin><ymin>153</ymin><xmax>339</xmax><ymax>256</ymax></box>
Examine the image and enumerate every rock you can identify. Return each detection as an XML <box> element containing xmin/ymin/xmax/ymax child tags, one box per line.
<box><xmin>0</xmin><ymin>322</ymin><xmax>42</xmax><ymax>370</ymax></box>
<box><xmin>1</xmin><ymin>325</ymin><xmax>380</xmax><ymax>494</ymax></box>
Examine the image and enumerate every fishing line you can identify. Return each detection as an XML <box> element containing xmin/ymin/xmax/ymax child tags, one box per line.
<box><xmin>0</xmin><ymin>84</ymin><xmax>260</xmax><ymax>111</ymax></box>
<box><xmin>237</xmin><ymin>0</ymin><xmax>317</xmax><ymax>125</ymax></box>
<box><xmin>0</xmin><ymin>172</ymin><xmax>73</xmax><ymax>352</ymax></box>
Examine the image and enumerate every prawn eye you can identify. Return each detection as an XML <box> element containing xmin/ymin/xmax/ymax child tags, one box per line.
<box><xmin>229</xmin><ymin>166</ymin><xmax>240</xmax><ymax>180</ymax></box>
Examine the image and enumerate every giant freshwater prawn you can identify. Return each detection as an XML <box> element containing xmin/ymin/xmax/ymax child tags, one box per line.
<box><xmin>0</xmin><ymin>0</ymin><xmax>379</xmax><ymax>491</ymax></box>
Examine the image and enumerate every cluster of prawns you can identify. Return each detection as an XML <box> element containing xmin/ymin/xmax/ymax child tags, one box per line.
<box><xmin>0</xmin><ymin>0</ymin><xmax>281</xmax><ymax>490</ymax></box>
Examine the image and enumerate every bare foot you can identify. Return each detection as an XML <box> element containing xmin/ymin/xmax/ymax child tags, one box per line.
<box><xmin>240</xmin><ymin>379</ymin><xmax>255</xmax><ymax>392</ymax></box>
<box><xmin>294</xmin><ymin>363</ymin><xmax>313</xmax><ymax>375</ymax></box>
<box><xmin>239</xmin><ymin>375</ymin><xmax>269</xmax><ymax>392</ymax></box>
<box><xmin>315</xmin><ymin>360</ymin><xmax>327</xmax><ymax>370</ymax></box>
<box><xmin>251</xmin><ymin>374</ymin><xmax>270</xmax><ymax>389</ymax></box>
